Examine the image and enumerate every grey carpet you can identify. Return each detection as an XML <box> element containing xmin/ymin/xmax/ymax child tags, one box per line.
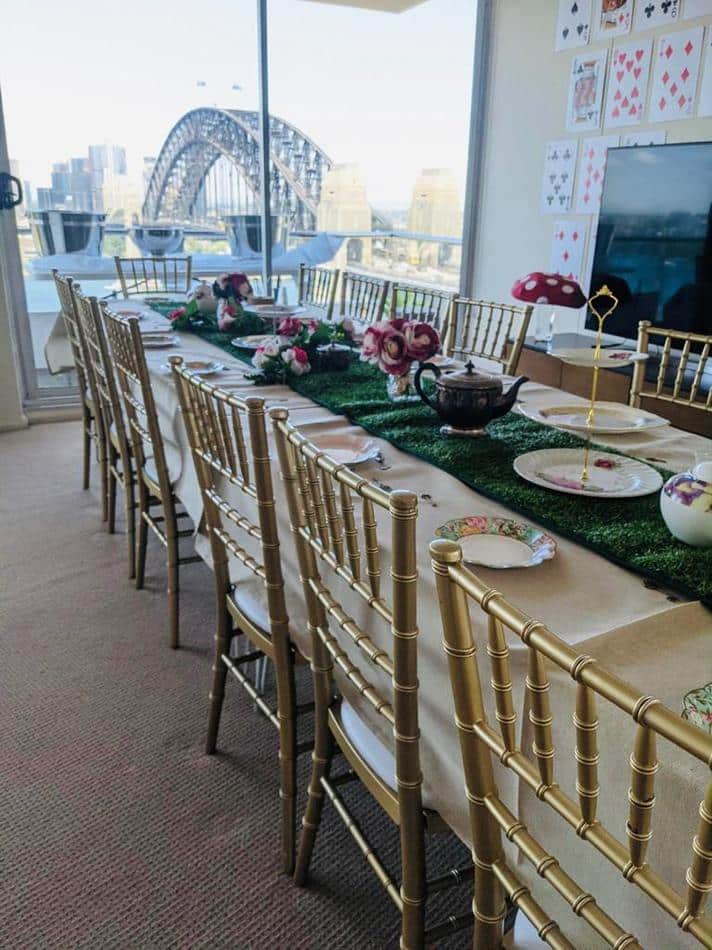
<box><xmin>1</xmin><ymin>422</ymin><xmax>473</xmax><ymax>949</ymax></box>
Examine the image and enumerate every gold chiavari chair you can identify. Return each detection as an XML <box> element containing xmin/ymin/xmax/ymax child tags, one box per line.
<box><xmin>170</xmin><ymin>358</ymin><xmax>312</xmax><ymax>874</ymax></box>
<box><xmin>430</xmin><ymin>538</ymin><xmax>712</xmax><ymax>949</ymax></box>
<box><xmin>630</xmin><ymin>321</ymin><xmax>712</xmax><ymax>419</ymax></box>
<box><xmin>297</xmin><ymin>263</ymin><xmax>339</xmax><ymax>318</ymax></box>
<box><xmin>390</xmin><ymin>282</ymin><xmax>457</xmax><ymax>344</ymax></box>
<box><xmin>339</xmin><ymin>270</ymin><xmax>389</xmax><ymax>325</ymax></box>
<box><xmin>76</xmin><ymin>292</ymin><xmax>137</xmax><ymax>578</ymax></box>
<box><xmin>446</xmin><ymin>297</ymin><xmax>533</xmax><ymax>375</ymax></box>
<box><xmin>105</xmin><ymin>314</ymin><xmax>200</xmax><ymax>647</ymax></box>
<box><xmin>271</xmin><ymin>409</ymin><xmax>472</xmax><ymax>949</ymax></box>
<box><xmin>113</xmin><ymin>255</ymin><xmax>193</xmax><ymax>298</ymax></box>
<box><xmin>52</xmin><ymin>269</ymin><xmax>108</xmax><ymax>514</ymax></box>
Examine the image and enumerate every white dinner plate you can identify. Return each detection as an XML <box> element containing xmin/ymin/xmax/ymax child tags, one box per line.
<box><xmin>313</xmin><ymin>434</ymin><xmax>380</xmax><ymax>467</ymax></box>
<box><xmin>519</xmin><ymin>401</ymin><xmax>669</xmax><ymax>435</ymax></box>
<box><xmin>231</xmin><ymin>335</ymin><xmax>273</xmax><ymax>351</ymax></box>
<box><xmin>143</xmin><ymin>334</ymin><xmax>180</xmax><ymax>349</ymax></box>
<box><xmin>552</xmin><ymin>347</ymin><xmax>649</xmax><ymax>369</ymax></box>
<box><xmin>160</xmin><ymin>358</ymin><xmax>223</xmax><ymax>376</ymax></box>
<box><xmin>253</xmin><ymin>304</ymin><xmax>302</xmax><ymax>317</ymax></box>
<box><xmin>514</xmin><ymin>448</ymin><xmax>663</xmax><ymax>499</ymax></box>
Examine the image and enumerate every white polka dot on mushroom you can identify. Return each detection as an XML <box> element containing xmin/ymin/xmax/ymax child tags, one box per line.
<box><xmin>546</xmin><ymin>278</ymin><xmax>558</xmax><ymax>286</ymax></box>
<box><xmin>562</xmin><ymin>284</ymin><xmax>574</xmax><ymax>294</ymax></box>
<box><xmin>536</xmin><ymin>296</ymin><xmax>549</xmax><ymax>304</ymax></box>
<box><xmin>525</xmin><ymin>280</ymin><xmax>537</xmax><ymax>291</ymax></box>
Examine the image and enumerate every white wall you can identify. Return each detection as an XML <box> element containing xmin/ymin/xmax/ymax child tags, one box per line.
<box><xmin>472</xmin><ymin>0</ymin><xmax>712</xmax><ymax>331</ymax></box>
<box><xmin>0</xmin><ymin>259</ymin><xmax>27</xmax><ymax>432</ymax></box>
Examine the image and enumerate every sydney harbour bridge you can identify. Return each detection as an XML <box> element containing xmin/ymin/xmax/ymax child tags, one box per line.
<box><xmin>142</xmin><ymin>108</ymin><xmax>333</xmax><ymax>231</ymax></box>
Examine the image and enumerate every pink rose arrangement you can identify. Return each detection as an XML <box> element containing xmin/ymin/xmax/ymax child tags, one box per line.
<box><xmin>250</xmin><ymin>336</ymin><xmax>311</xmax><ymax>382</ymax></box>
<box><xmin>359</xmin><ymin>318</ymin><xmax>440</xmax><ymax>377</ymax></box>
<box><xmin>212</xmin><ymin>272</ymin><xmax>253</xmax><ymax>302</ymax></box>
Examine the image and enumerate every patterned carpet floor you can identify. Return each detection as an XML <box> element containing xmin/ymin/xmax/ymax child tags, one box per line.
<box><xmin>1</xmin><ymin>422</ymin><xmax>473</xmax><ymax>949</ymax></box>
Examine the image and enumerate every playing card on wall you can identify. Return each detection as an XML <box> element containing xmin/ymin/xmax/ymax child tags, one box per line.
<box><xmin>556</xmin><ymin>0</ymin><xmax>593</xmax><ymax>50</ymax></box>
<box><xmin>567</xmin><ymin>50</ymin><xmax>609</xmax><ymax>131</ymax></box>
<box><xmin>593</xmin><ymin>0</ymin><xmax>634</xmax><ymax>38</ymax></box>
<box><xmin>575</xmin><ymin>135</ymin><xmax>620</xmax><ymax>213</ymax></box>
<box><xmin>698</xmin><ymin>29</ymin><xmax>712</xmax><ymax>117</ymax></box>
<box><xmin>551</xmin><ymin>219</ymin><xmax>588</xmax><ymax>281</ymax></box>
<box><xmin>635</xmin><ymin>0</ymin><xmax>680</xmax><ymax>30</ymax></box>
<box><xmin>649</xmin><ymin>27</ymin><xmax>704</xmax><ymax>122</ymax></box>
<box><xmin>605</xmin><ymin>39</ymin><xmax>652</xmax><ymax>127</ymax></box>
<box><xmin>541</xmin><ymin>140</ymin><xmax>579</xmax><ymax>213</ymax></box>
<box><xmin>621</xmin><ymin>129</ymin><xmax>667</xmax><ymax>144</ymax></box>
<box><xmin>683</xmin><ymin>0</ymin><xmax>712</xmax><ymax>17</ymax></box>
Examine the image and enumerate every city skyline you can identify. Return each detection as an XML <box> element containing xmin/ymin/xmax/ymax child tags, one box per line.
<box><xmin>1</xmin><ymin>0</ymin><xmax>475</xmax><ymax>209</ymax></box>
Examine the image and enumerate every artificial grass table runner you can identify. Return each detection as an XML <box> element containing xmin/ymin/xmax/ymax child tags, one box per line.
<box><xmin>163</xmin><ymin>312</ymin><xmax>712</xmax><ymax>606</ymax></box>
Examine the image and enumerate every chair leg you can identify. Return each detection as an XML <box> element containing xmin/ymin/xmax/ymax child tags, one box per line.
<box><xmin>205</xmin><ymin>598</ymin><xmax>232</xmax><ymax>754</ymax></box>
<box><xmin>166</xmin><ymin>519</ymin><xmax>180</xmax><ymax>650</ymax></box>
<box><xmin>107</xmin><ymin>468</ymin><xmax>118</xmax><ymax>535</ymax></box>
<box><xmin>123</xmin><ymin>474</ymin><xmax>136</xmax><ymax>580</ymax></box>
<box><xmin>98</xmin><ymin>441</ymin><xmax>109</xmax><ymax>523</ymax></box>
<box><xmin>294</xmin><ymin>637</ymin><xmax>334</xmax><ymax>885</ymax></box>
<box><xmin>135</xmin><ymin>482</ymin><xmax>149</xmax><ymax>591</ymax></box>
<box><xmin>275</xmin><ymin>651</ymin><xmax>298</xmax><ymax>876</ymax></box>
<box><xmin>82</xmin><ymin>417</ymin><xmax>91</xmax><ymax>491</ymax></box>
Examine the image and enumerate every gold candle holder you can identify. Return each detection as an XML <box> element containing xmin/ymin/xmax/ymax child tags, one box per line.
<box><xmin>581</xmin><ymin>285</ymin><xmax>619</xmax><ymax>484</ymax></box>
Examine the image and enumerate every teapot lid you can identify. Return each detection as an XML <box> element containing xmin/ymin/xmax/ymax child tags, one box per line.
<box><xmin>438</xmin><ymin>360</ymin><xmax>503</xmax><ymax>392</ymax></box>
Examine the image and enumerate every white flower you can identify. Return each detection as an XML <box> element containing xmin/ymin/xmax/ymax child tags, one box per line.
<box><xmin>261</xmin><ymin>337</ymin><xmax>281</xmax><ymax>358</ymax></box>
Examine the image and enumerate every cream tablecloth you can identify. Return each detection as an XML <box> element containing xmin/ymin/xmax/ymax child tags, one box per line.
<box><xmin>144</xmin><ymin>329</ymin><xmax>711</xmax><ymax>949</ymax></box>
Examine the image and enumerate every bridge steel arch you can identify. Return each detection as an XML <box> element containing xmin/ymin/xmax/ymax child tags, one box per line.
<box><xmin>142</xmin><ymin>108</ymin><xmax>332</xmax><ymax>229</ymax></box>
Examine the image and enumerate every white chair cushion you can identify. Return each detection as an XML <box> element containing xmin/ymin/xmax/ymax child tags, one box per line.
<box><xmin>340</xmin><ymin>700</ymin><xmax>397</xmax><ymax>791</ymax></box>
<box><xmin>229</xmin><ymin>579</ymin><xmax>270</xmax><ymax>633</ymax></box>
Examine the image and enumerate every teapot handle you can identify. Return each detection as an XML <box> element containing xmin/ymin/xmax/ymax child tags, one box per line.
<box><xmin>414</xmin><ymin>362</ymin><xmax>440</xmax><ymax>411</ymax></box>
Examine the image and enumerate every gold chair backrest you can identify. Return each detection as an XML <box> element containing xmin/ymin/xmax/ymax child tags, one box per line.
<box><xmin>339</xmin><ymin>271</ymin><xmax>389</xmax><ymax>325</ymax></box>
<box><xmin>390</xmin><ymin>282</ymin><xmax>456</xmax><ymax>341</ymax></box>
<box><xmin>430</xmin><ymin>538</ymin><xmax>712</xmax><ymax>949</ymax></box>
<box><xmin>170</xmin><ymin>359</ymin><xmax>289</xmax><ymax>642</ymax></box>
<box><xmin>75</xmin><ymin>294</ymin><xmax>130</xmax><ymax>459</ymax></box>
<box><xmin>52</xmin><ymin>269</ymin><xmax>92</xmax><ymax>397</ymax></box>
<box><xmin>271</xmin><ymin>408</ymin><xmax>424</xmax><ymax>821</ymax></box>
<box><xmin>104</xmin><ymin>312</ymin><xmax>172</xmax><ymax>500</ymax></box>
<box><xmin>447</xmin><ymin>297</ymin><xmax>533</xmax><ymax>374</ymax></box>
<box><xmin>297</xmin><ymin>264</ymin><xmax>339</xmax><ymax>318</ymax></box>
<box><xmin>630</xmin><ymin>321</ymin><xmax>712</xmax><ymax>414</ymax></box>
<box><xmin>114</xmin><ymin>256</ymin><xmax>193</xmax><ymax>298</ymax></box>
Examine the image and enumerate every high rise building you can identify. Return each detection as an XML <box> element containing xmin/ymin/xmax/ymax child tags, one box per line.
<box><xmin>316</xmin><ymin>163</ymin><xmax>372</xmax><ymax>267</ymax></box>
<box><xmin>406</xmin><ymin>168</ymin><xmax>462</xmax><ymax>270</ymax></box>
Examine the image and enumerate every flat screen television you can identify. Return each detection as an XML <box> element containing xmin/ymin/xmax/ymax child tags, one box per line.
<box><xmin>586</xmin><ymin>141</ymin><xmax>712</xmax><ymax>343</ymax></box>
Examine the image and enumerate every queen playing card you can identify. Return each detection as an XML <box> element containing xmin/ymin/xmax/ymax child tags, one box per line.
<box><xmin>541</xmin><ymin>140</ymin><xmax>579</xmax><ymax>214</ymax></box>
<box><xmin>567</xmin><ymin>49</ymin><xmax>609</xmax><ymax>131</ymax></box>
<box><xmin>605</xmin><ymin>39</ymin><xmax>653</xmax><ymax>127</ymax></box>
<box><xmin>649</xmin><ymin>27</ymin><xmax>704</xmax><ymax>122</ymax></box>
<box><xmin>593</xmin><ymin>0</ymin><xmax>633</xmax><ymax>38</ymax></box>
<box><xmin>635</xmin><ymin>0</ymin><xmax>680</xmax><ymax>31</ymax></box>
<box><xmin>556</xmin><ymin>0</ymin><xmax>593</xmax><ymax>51</ymax></box>
<box><xmin>551</xmin><ymin>220</ymin><xmax>588</xmax><ymax>282</ymax></box>
<box><xmin>575</xmin><ymin>135</ymin><xmax>620</xmax><ymax>214</ymax></box>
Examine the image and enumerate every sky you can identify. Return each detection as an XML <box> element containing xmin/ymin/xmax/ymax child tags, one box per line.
<box><xmin>1</xmin><ymin>0</ymin><xmax>475</xmax><ymax>210</ymax></box>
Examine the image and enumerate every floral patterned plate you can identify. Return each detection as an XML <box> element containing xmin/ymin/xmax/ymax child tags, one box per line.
<box><xmin>435</xmin><ymin>516</ymin><xmax>557</xmax><ymax>568</ymax></box>
<box><xmin>682</xmin><ymin>683</ymin><xmax>712</xmax><ymax>735</ymax></box>
<box><xmin>514</xmin><ymin>448</ymin><xmax>663</xmax><ymax>499</ymax></box>
<box><xmin>552</xmin><ymin>348</ymin><xmax>649</xmax><ymax>369</ymax></box>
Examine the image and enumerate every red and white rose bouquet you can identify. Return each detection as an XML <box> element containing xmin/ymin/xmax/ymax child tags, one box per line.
<box><xmin>359</xmin><ymin>318</ymin><xmax>440</xmax><ymax>377</ymax></box>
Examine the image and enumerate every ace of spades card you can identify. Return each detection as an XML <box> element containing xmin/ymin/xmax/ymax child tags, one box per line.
<box><xmin>556</xmin><ymin>0</ymin><xmax>593</xmax><ymax>51</ymax></box>
<box><xmin>634</xmin><ymin>0</ymin><xmax>680</xmax><ymax>31</ymax></box>
<box><xmin>605</xmin><ymin>39</ymin><xmax>653</xmax><ymax>127</ymax></box>
<box><xmin>567</xmin><ymin>49</ymin><xmax>608</xmax><ymax>131</ymax></box>
<box><xmin>551</xmin><ymin>220</ymin><xmax>588</xmax><ymax>282</ymax></box>
<box><xmin>575</xmin><ymin>134</ymin><xmax>620</xmax><ymax>214</ymax></box>
<box><xmin>649</xmin><ymin>27</ymin><xmax>704</xmax><ymax>122</ymax></box>
<box><xmin>541</xmin><ymin>140</ymin><xmax>579</xmax><ymax>214</ymax></box>
<box><xmin>593</xmin><ymin>0</ymin><xmax>633</xmax><ymax>39</ymax></box>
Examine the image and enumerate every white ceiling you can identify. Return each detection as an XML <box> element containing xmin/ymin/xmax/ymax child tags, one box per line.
<box><xmin>298</xmin><ymin>0</ymin><xmax>429</xmax><ymax>12</ymax></box>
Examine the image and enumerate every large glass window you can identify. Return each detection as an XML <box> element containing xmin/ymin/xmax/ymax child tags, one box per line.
<box><xmin>268</xmin><ymin>0</ymin><xmax>475</xmax><ymax>290</ymax></box>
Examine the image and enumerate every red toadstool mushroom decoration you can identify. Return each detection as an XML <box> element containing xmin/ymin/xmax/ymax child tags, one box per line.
<box><xmin>511</xmin><ymin>272</ymin><xmax>587</xmax><ymax>309</ymax></box>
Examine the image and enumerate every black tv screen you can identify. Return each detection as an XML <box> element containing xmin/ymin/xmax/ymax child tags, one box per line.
<box><xmin>587</xmin><ymin>142</ymin><xmax>712</xmax><ymax>341</ymax></box>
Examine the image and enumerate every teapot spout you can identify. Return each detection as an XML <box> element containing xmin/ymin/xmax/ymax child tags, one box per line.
<box><xmin>492</xmin><ymin>375</ymin><xmax>529</xmax><ymax>418</ymax></box>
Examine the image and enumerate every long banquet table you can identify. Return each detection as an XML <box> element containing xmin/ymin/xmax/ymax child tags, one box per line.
<box><xmin>136</xmin><ymin>306</ymin><xmax>712</xmax><ymax>949</ymax></box>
